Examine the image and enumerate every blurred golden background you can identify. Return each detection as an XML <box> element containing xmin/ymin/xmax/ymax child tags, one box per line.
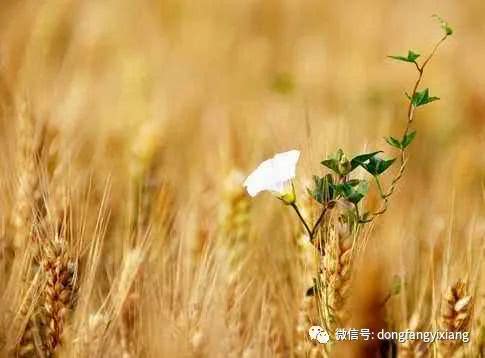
<box><xmin>1</xmin><ymin>0</ymin><xmax>483</xmax><ymax>199</ymax></box>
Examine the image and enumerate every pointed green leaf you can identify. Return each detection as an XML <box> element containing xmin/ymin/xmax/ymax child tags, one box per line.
<box><xmin>407</xmin><ymin>50</ymin><xmax>420</xmax><ymax>62</ymax></box>
<box><xmin>386</xmin><ymin>131</ymin><xmax>417</xmax><ymax>150</ymax></box>
<box><xmin>388</xmin><ymin>50</ymin><xmax>420</xmax><ymax>63</ymax></box>
<box><xmin>388</xmin><ymin>55</ymin><xmax>409</xmax><ymax>62</ymax></box>
<box><xmin>322</xmin><ymin>149</ymin><xmax>351</xmax><ymax>175</ymax></box>
<box><xmin>411</xmin><ymin>88</ymin><xmax>440</xmax><ymax>107</ymax></box>
<box><xmin>375</xmin><ymin>158</ymin><xmax>396</xmax><ymax>175</ymax></box>
<box><xmin>336</xmin><ymin>149</ymin><xmax>352</xmax><ymax>175</ymax></box>
<box><xmin>308</xmin><ymin>174</ymin><xmax>335</xmax><ymax>204</ymax></box>
<box><xmin>332</xmin><ymin>180</ymin><xmax>368</xmax><ymax>204</ymax></box>
<box><xmin>411</xmin><ymin>89</ymin><xmax>427</xmax><ymax>106</ymax></box>
<box><xmin>385</xmin><ymin>136</ymin><xmax>402</xmax><ymax>149</ymax></box>
<box><xmin>307</xmin><ymin>176</ymin><xmax>322</xmax><ymax>204</ymax></box>
<box><xmin>401</xmin><ymin>131</ymin><xmax>417</xmax><ymax>148</ymax></box>
<box><xmin>321</xmin><ymin>158</ymin><xmax>339</xmax><ymax>174</ymax></box>
<box><xmin>348</xmin><ymin>180</ymin><xmax>369</xmax><ymax>204</ymax></box>
<box><xmin>361</xmin><ymin>157</ymin><xmax>396</xmax><ymax>175</ymax></box>
<box><xmin>350</xmin><ymin>151</ymin><xmax>383</xmax><ymax>170</ymax></box>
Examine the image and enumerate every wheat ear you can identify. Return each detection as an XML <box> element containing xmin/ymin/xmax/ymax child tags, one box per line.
<box><xmin>40</xmin><ymin>231</ymin><xmax>75</xmax><ymax>356</ymax></box>
<box><xmin>11</xmin><ymin>105</ymin><xmax>43</xmax><ymax>251</ymax></box>
<box><xmin>437</xmin><ymin>279</ymin><xmax>473</xmax><ymax>357</ymax></box>
<box><xmin>219</xmin><ymin>170</ymin><xmax>251</xmax><ymax>275</ymax></box>
<box><xmin>319</xmin><ymin>205</ymin><xmax>354</xmax><ymax>331</ymax></box>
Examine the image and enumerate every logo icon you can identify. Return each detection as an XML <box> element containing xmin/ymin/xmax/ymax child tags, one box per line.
<box><xmin>308</xmin><ymin>326</ymin><xmax>330</xmax><ymax>344</ymax></box>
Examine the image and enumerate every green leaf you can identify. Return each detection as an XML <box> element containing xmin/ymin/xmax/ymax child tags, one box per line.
<box><xmin>321</xmin><ymin>158</ymin><xmax>339</xmax><ymax>174</ymax></box>
<box><xmin>349</xmin><ymin>181</ymin><xmax>369</xmax><ymax>204</ymax></box>
<box><xmin>321</xmin><ymin>149</ymin><xmax>351</xmax><ymax>175</ymax></box>
<box><xmin>433</xmin><ymin>15</ymin><xmax>453</xmax><ymax>36</ymax></box>
<box><xmin>410</xmin><ymin>88</ymin><xmax>440</xmax><ymax>107</ymax></box>
<box><xmin>307</xmin><ymin>179</ymin><xmax>321</xmax><ymax>203</ymax></box>
<box><xmin>401</xmin><ymin>131</ymin><xmax>417</xmax><ymax>148</ymax></box>
<box><xmin>388</xmin><ymin>55</ymin><xmax>407</xmax><ymax>62</ymax></box>
<box><xmin>386</xmin><ymin>131</ymin><xmax>417</xmax><ymax>150</ymax></box>
<box><xmin>337</xmin><ymin>154</ymin><xmax>352</xmax><ymax>176</ymax></box>
<box><xmin>385</xmin><ymin>136</ymin><xmax>402</xmax><ymax>149</ymax></box>
<box><xmin>332</xmin><ymin>180</ymin><xmax>369</xmax><ymax>204</ymax></box>
<box><xmin>407</xmin><ymin>50</ymin><xmax>420</xmax><ymax>62</ymax></box>
<box><xmin>388</xmin><ymin>50</ymin><xmax>420</xmax><ymax>63</ymax></box>
<box><xmin>361</xmin><ymin>157</ymin><xmax>396</xmax><ymax>176</ymax></box>
<box><xmin>308</xmin><ymin>174</ymin><xmax>335</xmax><ymax>204</ymax></box>
<box><xmin>350</xmin><ymin>151</ymin><xmax>383</xmax><ymax>171</ymax></box>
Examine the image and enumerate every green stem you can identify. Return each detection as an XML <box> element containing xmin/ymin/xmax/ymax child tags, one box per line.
<box><xmin>290</xmin><ymin>203</ymin><xmax>312</xmax><ymax>239</ymax></box>
<box><xmin>310</xmin><ymin>206</ymin><xmax>328</xmax><ymax>238</ymax></box>
<box><xmin>374</xmin><ymin>175</ymin><xmax>386</xmax><ymax>199</ymax></box>
<box><xmin>290</xmin><ymin>202</ymin><xmax>329</xmax><ymax>255</ymax></box>
<box><xmin>365</xmin><ymin>33</ymin><xmax>449</xmax><ymax>222</ymax></box>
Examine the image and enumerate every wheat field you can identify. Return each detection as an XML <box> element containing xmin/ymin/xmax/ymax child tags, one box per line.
<box><xmin>0</xmin><ymin>1</ymin><xmax>483</xmax><ymax>357</ymax></box>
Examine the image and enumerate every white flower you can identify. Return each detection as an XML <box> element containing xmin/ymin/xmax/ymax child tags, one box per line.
<box><xmin>243</xmin><ymin>150</ymin><xmax>300</xmax><ymax>204</ymax></box>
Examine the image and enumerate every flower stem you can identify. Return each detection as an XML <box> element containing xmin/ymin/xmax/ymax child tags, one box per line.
<box><xmin>310</xmin><ymin>206</ymin><xmax>328</xmax><ymax>238</ymax></box>
<box><xmin>290</xmin><ymin>203</ymin><xmax>312</xmax><ymax>239</ymax></box>
<box><xmin>290</xmin><ymin>202</ymin><xmax>329</xmax><ymax>255</ymax></box>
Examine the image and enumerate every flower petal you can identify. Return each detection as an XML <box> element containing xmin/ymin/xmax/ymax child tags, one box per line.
<box><xmin>273</xmin><ymin>150</ymin><xmax>300</xmax><ymax>181</ymax></box>
<box><xmin>243</xmin><ymin>158</ymin><xmax>273</xmax><ymax>196</ymax></box>
<box><xmin>243</xmin><ymin>149</ymin><xmax>300</xmax><ymax>197</ymax></box>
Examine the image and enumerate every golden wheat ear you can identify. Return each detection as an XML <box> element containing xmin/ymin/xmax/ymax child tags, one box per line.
<box><xmin>437</xmin><ymin>279</ymin><xmax>473</xmax><ymax>357</ymax></box>
<box><xmin>319</xmin><ymin>208</ymin><xmax>356</xmax><ymax>332</ymax></box>
<box><xmin>40</xmin><ymin>238</ymin><xmax>76</xmax><ymax>355</ymax></box>
<box><xmin>10</xmin><ymin>103</ymin><xmax>45</xmax><ymax>252</ymax></box>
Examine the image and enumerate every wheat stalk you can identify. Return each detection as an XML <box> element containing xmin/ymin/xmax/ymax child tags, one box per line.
<box><xmin>13</xmin><ymin>268</ymin><xmax>45</xmax><ymax>357</ymax></box>
<box><xmin>111</xmin><ymin>248</ymin><xmax>145</xmax><ymax>358</ymax></box>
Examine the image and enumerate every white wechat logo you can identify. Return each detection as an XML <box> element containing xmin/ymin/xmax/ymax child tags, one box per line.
<box><xmin>308</xmin><ymin>326</ymin><xmax>330</xmax><ymax>344</ymax></box>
